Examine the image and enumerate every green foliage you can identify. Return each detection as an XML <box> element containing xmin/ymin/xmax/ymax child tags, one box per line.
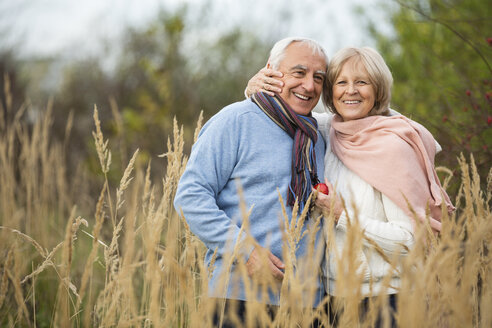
<box><xmin>191</xmin><ymin>28</ymin><xmax>270</xmax><ymax>114</ymax></box>
<box><xmin>32</xmin><ymin>6</ymin><xmax>271</xmax><ymax>183</ymax></box>
<box><xmin>0</xmin><ymin>50</ymin><xmax>27</xmax><ymax>125</ymax></box>
<box><xmin>369</xmin><ymin>0</ymin><xmax>492</xmax><ymax>193</ymax></box>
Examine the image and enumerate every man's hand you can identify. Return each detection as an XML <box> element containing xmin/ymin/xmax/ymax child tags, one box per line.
<box><xmin>246</xmin><ymin>246</ymin><xmax>285</xmax><ymax>281</ymax></box>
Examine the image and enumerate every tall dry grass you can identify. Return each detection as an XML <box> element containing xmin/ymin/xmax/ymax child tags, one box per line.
<box><xmin>0</xmin><ymin>80</ymin><xmax>491</xmax><ymax>326</ymax></box>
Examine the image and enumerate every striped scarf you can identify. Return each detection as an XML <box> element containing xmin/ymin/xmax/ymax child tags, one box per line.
<box><xmin>252</xmin><ymin>92</ymin><xmax>319</xmax><ymax>210</ymax></box>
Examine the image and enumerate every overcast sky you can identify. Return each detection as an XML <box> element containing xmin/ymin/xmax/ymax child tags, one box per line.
<box><xmin>4</xmin><ymin>0</ymin><xmax>393</xmax><ymax>59</ymax></box>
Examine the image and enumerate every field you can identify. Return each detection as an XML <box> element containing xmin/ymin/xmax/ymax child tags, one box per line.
<box><xmin>0</xmin><ymin>98</ymin><xmax>491</xmax><ymax>327</ymax></box>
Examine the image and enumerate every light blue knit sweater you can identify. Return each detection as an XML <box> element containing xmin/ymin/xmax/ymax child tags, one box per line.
<box><xmin>174</xmin><ymin>98</ymin><xmax>326</xmax><ymax>306</ymax></box>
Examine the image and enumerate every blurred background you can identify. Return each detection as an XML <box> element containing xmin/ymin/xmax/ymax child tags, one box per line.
<box><xmin>1</xmin><ymin>0</ymin><xmax>491</xmax><ymax>193</ymax></box>
<box><xmin>1</xmin><ymin>2</ymin><xmax>490</xmax><ymax>326</ymax></box>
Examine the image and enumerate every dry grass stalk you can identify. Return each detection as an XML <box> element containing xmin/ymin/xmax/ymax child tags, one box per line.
<box><xmin>102</xmin><ymin>216</ymin><xmax>125</xmax><ymax>292</ymax></box>
<box><xmin>101</xmin><ymin>148</ymin><xmax>141</xmax><ymax>323</ymax></box>
<box><xmin>8</xmin><ymin>244</ymin><xmax>31</xmax><ymax>326</ymax></box>
<box><xmin>193</xmin><ymin>110</ymin><xmax>204</xmax><ymax>143</ymax></box>
<box><xmin>0</xmin><ymin>226</ymin><xmax>48</xmax><ymax>258</ymax></box>
<box><xmin>20</xmin><ymin>241</ymin><xmax>63</xmax><ymax>284</ymax></box>
<box><xmin>109</xmin><ymin>96</ymin><xmax>128</xmax><ymax>167</ymax></box>
<box><xmin>1</xmin><ymin>104</ymin><xmax>491</xmax><ymax>327</ymax></box>
<box><xmin>55</xmin><ymin>210</ymin><xmax>86</xmax><ymax>327</ymax></box>
<box><xmin>332</xmin><ymin>203</ymin><xmax>366</xmax><ymax>327</ymax></box>
<box><xmin>116</xmin><ymin>169</ymin><xmax>143</xmax><ymax>325</ymax></box>
<box><xmin>0</xmin><ymin>247</ymin><xmax>13</xmax><ymax>309</ymax></box>
<box><xmin>63</xmin><ymin>110</ymin><xmax>74</xmax><ymax>149</ymax></box>
<box><xmin>116</xmin><ymin>148</ymin><xmax>139</xmax><ymax>211</ymax></box>
<box><xmin>79</xmin><ymin>180</ymin><xmax>108</xmax><ymax>303</ymax></box>
<box><xmin>3</xmin><ymin>73</ymin><xmax>12</xmax><ymax>114</ymax></box>
<box><xmin>79</xmin><ymin>181</ymin><xmax>108</xmax><ymax>327</ymax></box>
<box><xmin>272</xmin><ymin>193</ymin><xmax>317</xmax><ymax>326</ymax></box>
<box><xmin>135</xmin><ymin>118</ymin><xmax>188</xmax><ymax>327</ymax></box>
<box><xmin>1</xmin><ymin>94</ymin><xmax>70</xmax><ymax>247</ymax></box>
<box><xmin>436</xmin><ymin>166</ymin><xmax>454</xmax><ymax>191</ymax></box>
<box><xmin>213</xmin><ymin>182</ymin><xmax>252</xmax><ymax>327</ymax></box>
<box><xmin>0</xmin><ymin>124</ymin><xmax>19</xmax><ymax>234</ymax></box>
<box><xmin>92</xmin><ymin>105</ymin><xmax>112</xmax><ymax>175</ymax></box>
<box><xmin>142</xmin><ymin>161</ymin><xmax>153</xmax><ymax>218</ymax></box>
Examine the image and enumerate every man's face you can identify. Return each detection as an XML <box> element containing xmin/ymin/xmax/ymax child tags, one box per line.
<box><xmin>272</xmin><ymin>42</ymin><xmax>327</xmax><ymax>116</ymax></box>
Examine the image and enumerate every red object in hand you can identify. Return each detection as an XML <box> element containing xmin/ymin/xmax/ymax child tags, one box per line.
<box><xmin>314</xmin><ymin>183</ymin><xmax>329</xmax><ymax>195</ymax></box>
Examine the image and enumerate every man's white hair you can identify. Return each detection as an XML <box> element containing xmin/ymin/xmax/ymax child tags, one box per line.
<box><xmin>267</xmin><ymin>37</ymin><xmax>328</xmax><ymax>70</ymax></box>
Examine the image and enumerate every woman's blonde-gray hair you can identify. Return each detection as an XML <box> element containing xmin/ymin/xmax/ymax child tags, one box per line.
<box><xmin>323</xmin><ymin>47</ymin><xmax>393</xmax><ymax>116</ymax></box>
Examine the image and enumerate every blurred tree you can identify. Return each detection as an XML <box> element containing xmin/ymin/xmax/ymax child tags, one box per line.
<box><xmin>43</xmin><ymin>5</ymin><xmax>270</xmax><ymax>181</ymax></box>
<box><xmin>368</xmin><ymin>0</ymin><xmax>492</xmax><ymax>193</ymax></box>
<box><xmin>191</xmin><ymin>28</ymin><xmax>270</xmax><ymax>115</ymax></box>
<box><xmin>0</xmin><ymin>0</ymin><xmax>28</xmax><ymax>127</ymax></box>
<box><xmin>0</xmin><ymin>50</ymin><xmax>27</xmax><ymax>127</ymax></box>
<box><xmin>111</xmin><ymin>8</ymin><xmax>270</xmax><ymax>172</ymax></box>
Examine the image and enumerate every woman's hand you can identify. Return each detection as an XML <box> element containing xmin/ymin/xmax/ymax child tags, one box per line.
<box><xmin>312</xmin><ymin>179</ymin><xmax>343</xmax><ymax>224</ymax></box>
<box><xmin>245</xmin><ymin>67</ymin><xmax>284</xmax><ymax>97</ymax></box>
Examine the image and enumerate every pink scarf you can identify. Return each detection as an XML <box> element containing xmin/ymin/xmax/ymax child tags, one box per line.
<box><xmin>330</xmin><ymin>114</ymin><xmax>455</xmax><ymax>232</ymax></box>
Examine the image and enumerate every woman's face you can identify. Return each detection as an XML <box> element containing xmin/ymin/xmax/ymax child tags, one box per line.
<box><xmin>332</xmin><ymin>58</ymin><xmax>375</xmax><ymax>121</ymax></box>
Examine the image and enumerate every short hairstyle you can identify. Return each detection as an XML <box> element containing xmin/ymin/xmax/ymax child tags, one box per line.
<box><xmin>267</xmin><ymin>37</ymin><xmax>328</xmax><ymax>71</ymax></box>
<box><xmin>267</xmin><ymin>37</ymin><xmax>329</xmax><ymax>106</ymax></box>
<box><xmin>323</xmin><ymin>47</ymin><xmax>393</xmax><ymax>116</ymax></box>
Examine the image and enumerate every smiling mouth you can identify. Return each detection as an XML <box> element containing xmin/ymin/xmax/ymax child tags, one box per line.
<box><xmin>294</xmin><ymin>92</ymin><xmax>311</xmax><ymax>101</ymax></box>
<box><xmin>343</xmin><ymin>100</ymin><xmax>361</xmax><ymax>104</ymax></box>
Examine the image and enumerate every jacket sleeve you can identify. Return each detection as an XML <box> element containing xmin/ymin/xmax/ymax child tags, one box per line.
<box><xmin>336</xmin><ymin>190</ymin><xmax>414</xmax><ymax>255</ymax></box>
<box><xmin>173</xmin><ymin>113</ymin><xmax>251</xmax><ymax>260</ymax></box>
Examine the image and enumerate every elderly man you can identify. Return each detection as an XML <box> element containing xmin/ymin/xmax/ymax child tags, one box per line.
<box><xmin>174</xmin><ymin>37</ymin><xmax>328</xmax><ymax>325</ymax></box>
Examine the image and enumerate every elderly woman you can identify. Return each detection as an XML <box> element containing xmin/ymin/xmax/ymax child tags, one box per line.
<box><xmin>246</xmin><ymin>46</ymin><xmax>454</xmax><ymax>325</ymax></box>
